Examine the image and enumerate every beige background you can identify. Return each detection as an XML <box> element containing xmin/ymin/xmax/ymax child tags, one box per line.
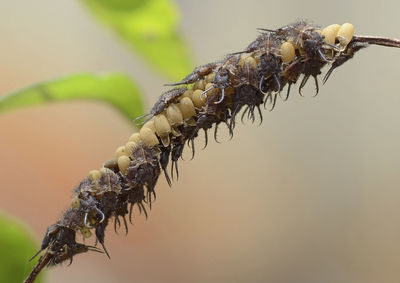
<box><xmin>1</xmin><ymin>1</ymin><xmax>400</xmax><ymax>282</ymax></box>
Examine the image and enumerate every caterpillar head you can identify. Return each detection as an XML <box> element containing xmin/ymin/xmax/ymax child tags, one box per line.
<box><xmin>31</xmin><ymin>224</ymin><xmax>102</xmax><ymax>267</ymax></box>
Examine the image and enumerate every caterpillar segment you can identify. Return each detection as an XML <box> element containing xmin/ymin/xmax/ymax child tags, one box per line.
<box><xmin>24</xmin><ymin>21</ymin><xmax>400</xmax><ymax>283</ymax></box>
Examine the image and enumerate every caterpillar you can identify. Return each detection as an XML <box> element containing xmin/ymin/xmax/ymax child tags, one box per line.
<box><xmin>24</xmin><ymin>21</ymin><xmax>400</xmax><ymax>283</ymax></box>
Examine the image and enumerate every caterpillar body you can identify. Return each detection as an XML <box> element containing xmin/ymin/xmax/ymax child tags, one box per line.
<box><xmin>24</xmin><ymin>21</ymin><xmax>400</xmax><ymax>283</ymax></box>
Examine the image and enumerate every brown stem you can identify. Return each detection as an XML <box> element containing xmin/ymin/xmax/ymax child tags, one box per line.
<box><xmin>23</xmin><ymin>252</ymin><xmax>53</xmax><ymax>283</ymax></box>
<box><xmin>353</xmin><ymin>35</ymin><xmax>400</xmax><ymax>48</ymax></box>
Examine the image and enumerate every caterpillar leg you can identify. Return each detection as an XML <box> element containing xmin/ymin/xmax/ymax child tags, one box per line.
<box><xmin>279</xmin><ymin>83</ymin><xmax>291</xmax><ymax>101</ymax></box>
<box><xmin>323</xmin><ymin>41</ymin><xmax>368</xmax><ymax>84</ymax></box>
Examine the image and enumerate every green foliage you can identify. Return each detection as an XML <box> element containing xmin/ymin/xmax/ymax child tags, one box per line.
<box><xmin>0</xmin><ymin>212</ymin><xmax>43</xmax><ymax>283</ymax></box>
<box><xmin>0</xmin><ymin>73</ymin><xmax>145</xmax><ymax>120</ymax></box>
<box><xmin>81</xmin><ymin>0</ymin><xmax>192</xmax><ymax>80</ymax></box>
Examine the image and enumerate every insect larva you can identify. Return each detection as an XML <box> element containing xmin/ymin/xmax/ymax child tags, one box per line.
<box><xmin>24</xmin><ymin>21</ymin><xmax>400</xmax><ymax>283</ymax></box>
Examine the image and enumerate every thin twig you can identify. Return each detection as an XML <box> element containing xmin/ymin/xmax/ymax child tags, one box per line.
<box><xmin>353</xmin><ymin>35</ymin><xmax>400</xmax><ymax>48</ymax></box>
<box><xmin>23</xmin><ymin>252</ymin><xmax>53</xmax><ymax>283</ymax></box>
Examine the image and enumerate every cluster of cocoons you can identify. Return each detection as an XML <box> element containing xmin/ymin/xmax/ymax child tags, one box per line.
<box><xmin>28</xmin><ymin>20</ymin><xmax>399</xmax><ymax>283</ymax></box>
<box><xmin>108</xmin><ymin>23</ymin><xmax>356</xmax><ymax>176</ymax></box>
<box><xmin>280</xmin><ymin>23</ymin><xmax>354</xmax><ymax>62</ymax></box>
<box><xmin>112</xmin><ymin>74</ymin><xmax>218</xmax><ymax>174</ymax></box>
<box><xmin>61</xmin><ymin>21</ymin><xmax>358</xmax><ymax>244</ymax></box>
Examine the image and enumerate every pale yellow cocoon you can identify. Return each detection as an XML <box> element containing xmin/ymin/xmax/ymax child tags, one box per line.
<box><xmin>99</xmin><ymin>167</ymin><xmax>112</xmax><ymax>175</ymax></box>
<box><xmin>192</xmin><ymin>89</ymin><xmax>206</xmax><ymax>107</ymax></box>
<box><xmin>238</xmin><ymin>54</ymin><xmax>247</xmax><ymax>68</ymax></box>
<box><xmin>154</xmin><ymin>114</ymin><xmax>171</xmax><ymax>137</ymax></box>
<box><xmin>337</xmin><ymin>23</ymin><xmax>354</xmax><ymax>46</ymax></box>
<box><xmin>178</xmin><ymin>97</ymin><xmax>196</xmax><ymax>119</ymax></box>
<box><xmin>81</xmin><ymin>227</ymin><xmax>92</xmax><ymax>238</ymax></box>
<box><xmin>139</xmin><ymin>127</ymin><xmax>159</xmax><ymax>147</ymax></box>
<box><xmin>244</xmin><ymin>56</ymin><xmax>257</xmax><ymax>69</ymax></box>
<box><xmin>321</xmin><ymin>27</ymin><xmax>337</xmax><ymax>45</ymax></box>
<box><xmin>193</xmin><ymin>79</ymin><xmax>205</xmax><ymax>90</ymax></box>
<box><xmin>205</xmin><ymin>73</ymin><xmax>215</xmax><ymax>83</ymax></box>
<box><xmin>125</xmin><ymin>141</ymin><xmax>137</xmax><ymax>156</ymax></box>
<box><xmin>324</xmin><ymin>24</ymin><xmax>340</xmax><ymax>35</ymax></box>
<box><xmin>182</xmin><ymin>89</ymin><xmax>193</xmax><ymax>99</ymax></box>
<box><xmin>71</xmin><ymin>197</ymin><xmax>80</xmax><ymax>209</ymax></box>
<box><xmin>166</xmin><ymin>104</ymin><xmax>183</xmax><ymax>126</ymax></box>
<box><xmin>280</xmin><ymin>41</ymin><xmax>296</xmax><ymax>63</ymax></box>
<box><xmin>142</xmin><ymin>120</ymin><xmax>156</xmax><ymax>132</ymax></box>
<box><xmin>128</xmin><ymin>133</ymin><xmax>141</xmax><ymax>143</ymax></box>
<box><xmin>117</xmin><ymin>155</ymin><xmax>131</xmax><ymax>175</ymax></box>
<box><xmin>115</xmin><ymin>146</ymin><xmax>127</xmax><ymax>159</ymax></box>
<box><xmin>88</xmin><ymin>169</ymin><xmax>101</xmax><ymax>181</ymax></box>
<box><xmin>204</xmin><ymin>83</ymin><xmax>218</xmax><ymax>96</ymax></box>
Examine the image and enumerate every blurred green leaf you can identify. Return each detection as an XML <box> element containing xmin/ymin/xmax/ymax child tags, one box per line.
<box><xmin>0</xmin><ymin>73</ymin><xmax>145</xmax><ymax>120</ymax></box>
<box><xmin>0</xmin><ymin>212</ymin><xmax>43</xmax><ymax>283</ymax></box>
<box><xmin>81</xmin><ymin>0</ymin><xmax>192</xmax><ymax>80</ymax></box>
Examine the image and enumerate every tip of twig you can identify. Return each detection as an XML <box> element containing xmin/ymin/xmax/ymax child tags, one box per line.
<box><xmin>353</xmin><ymin>35</ymin><xmax>400</xmax><ymax>48</ymax></box>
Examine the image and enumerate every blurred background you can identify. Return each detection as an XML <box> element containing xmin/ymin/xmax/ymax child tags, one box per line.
<box><xmin>1</xmin><ymin>0</ymin><xmax>400</xmax><ymax>282</ymax></box>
